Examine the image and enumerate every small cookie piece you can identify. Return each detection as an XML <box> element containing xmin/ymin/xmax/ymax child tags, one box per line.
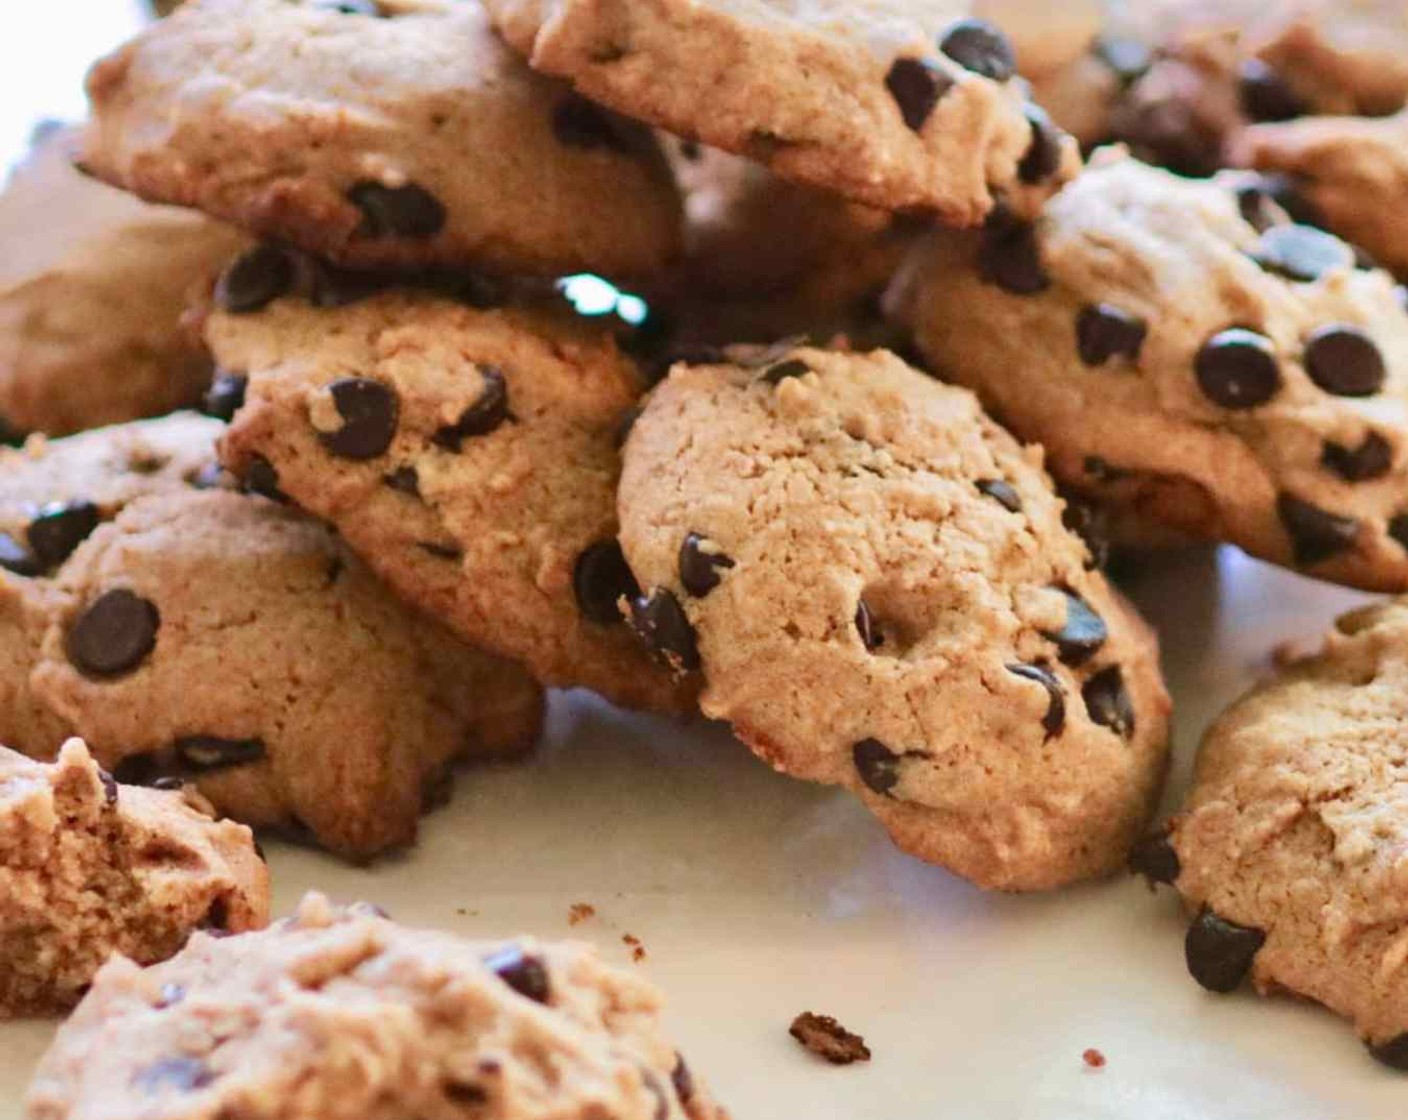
<box><xmin>788</xmin><ymin>1012</ymin><xmax>871</xmax><ymax>1065</ymax></box>
<box><xmin>486</xmin><ymin>0</ymin><xmax>1078</xmax><ymax>223</ymax></box>
<box><xmin>1167</xmin><ymin>598</ymin><xmax>1408</xmax><ymax>1068</ymax></box>
<box><xmin>0</xmin><ymin>738</ymin><xmax>268</xmax><ymax>1016</ymax></box>
<box><xmin>888</xmin><ymin>150</ymin><xmax>1408</xmax><ymax>592</ymax></box>
<box><xmin>26</xmin><ymin>892</ymin><xmax>726</xmax><ymax>1119</ymax></box>
<box><xmin>0</xmin><ymin>124</ymin><xmax>247</xmax><ymax>437</ymax></box>
<box><xmin>210</xmin><ymin>282</ymin><xmax>693</xmax><ymax>712</ymax></box>
<box><xmin>80</xmin><ymin>0</ymin><xmax>681</xmax><ymax>277</ymax></box>
<box><xmin>618</xmin><ymin>346</ymin><xmax>1170</xmax><ymax>890</ymax></box>
<box><xmin>0</xmin><ymin>414</ymin><xmax>544</xmax><ymax>859</ymax></box>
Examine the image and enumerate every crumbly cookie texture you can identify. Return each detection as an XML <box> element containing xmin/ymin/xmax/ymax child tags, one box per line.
<box><xmin>0</xmin><ymin>124</ymin><xmax>247</xmax><ymax>438</ymax></box>
<box><xmin>617</xmin><ymin>346</ymin><xmax>1170</xmax><ymax>891</ymax></box>
<box><xmin>485</xmin><ymin>0</ymin><xmax>1078</xmax><ymax>223</ymax></box>
<box><xmin>80</xmin><ymin>0</ymin><xmax>682</xmax><ymax>277</ymax></box>
<box><xmin>888</xmin><ymin>149</ymin><xmax>1408</xmax><ymax>592</ymax></box>
<box><xmin>0</xmin><ymin>413</ymin><xmax>544</xmax><ymax>860</ymax></box>
<box><xmin>1165</xmin><ymin>598</ymin><xmax>1408</xmax><ymax>1069</ymax></box>
<box><xmin>0</xmin><ymin>738</ymin><xmax>268</xmax><ymax>1017</ymax></box>
<box><xmin>26</xmin><ymin>892</ymin><xmax>727</xmax><ymax>1120</ymax></box>
<box><xmin>1233</xmin><ymin>109</ymin><xmax>1408</xmax><ymax>280</ymax></box>
<box><xmin>208</xmin><ymin>277</ymin><xmax>694</xmax><ymax>713</ymax></box>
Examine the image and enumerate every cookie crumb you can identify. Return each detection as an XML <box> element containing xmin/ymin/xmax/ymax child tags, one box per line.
<box><xmin>568</xmin><ymin>903</ymin><xmax>596</xmax><ymax>926</ymax></box>
<box><xmin>1082</xmin><ymin>1048</ymin><xmax>1106</xmax><ymax>1069</ymax></box>
<box><xmin>788</xmin><ymin>1012</ymin><xmax>871</xmax><ymax>1065</ymax></box>
<box><xmin>622</xmin><ymin>933</ymin><xmax>646</xmax><ymax>962</ymax></box>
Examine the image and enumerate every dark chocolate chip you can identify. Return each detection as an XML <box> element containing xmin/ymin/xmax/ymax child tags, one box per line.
<box><xmin>347</xmin><ymin>181</ymin><xmax>446</xmax><ymax>239</ymax></box>
<box><xmin>1322</xmin><ymin>432</ymin><xmax>1392</xmax><ymax>482</ymax></box>
<box><xmin>173</xmin><ymin>736</ymin><xmax>266</xmax><ymax>772</ymax></box>
<box><xmin>1062</xmin><ymin>499</ymin><xmax>1110</xmax><ymax>570</ymax></box>
<box><xmin>678</xmin><ymin>532</ymin><xmax>735</xmax><ymax>597</ymax></box>
<box><xmin>1185</xmin><ymin>907</ymin><xmax>1266</xmax><ymax>993</ymax></box>
<box><xmin>312</xmin><ymin>0</ymin><xmax>384</xmax><ymax>12</ymax></box>
<box><xmin>133</xmin><ymin>1056</ymin><xmax>215</xmax><ymax>1094</ymax></box>
<box><xmin>1304</xmin><ymin>324</ymin><xmax>1386</xmax><ymax>397</ymax></box>
<box><xmin>98</xmin><ymin>769</ymin><xmax>119</xmax><ymax>805</ymax></box>
<box><xmin>1017</xmin><ymin>103</ymin><xmax>1063</xmax><ymax>184</ymax></box>
<box><xmin>432</xmin><ymin>367</ymin><xmax>508</xmax><ymax>449</ymax></box>
<box><xmin>552</xmin><ymin>94</ymin><xmax>629</xmax><ymax>151</ymax></box>
<box><xmin>203</xmin><ymin>370</ymin><xmax>248</xmax><ymax>421</ymax></box>
<box><xmin>1235</xmin><ymin>183</ymin><xmax>1290</xmax><ymax>233</ymax></box>
<box><xmin>113</xmin><ymin>754</ymin><xmax>162</xmax><ymax>786</ymax></box>
<box><xmin>1367</xmin><ymin>1034</ymin><xmax>1408</xmax><ymax>1071</ymax></box>
<box><xmin>760</xmin><ymin>358</ymin><xmax>810</xmax><ymax>385</ymax></box>
<box><xmin>672</xmin><ymin>1054</ymin><xmax>695</xmax><ymax>1104</ymax></box>
<box><xmin>1195</xmin><ymin>328</ymin><xmax>1280</xmax><ymax>409</ymax></box>
<box><xmin>853</xmin><ymin>738</ymin><xmax>902</xmax><ymax>796</ymax></box>
<box><xmin>1076</xmin><ymin>303</ymin><xmax>1146</xmax><ymax>366</ymax></box>
<box><xmin>1006</xmin><ymin>662</ymin><xmax>1065</xmax><ymax>737</ymax></box>
<box><xmin>976</xmin><ymin>478</ymin><xmax>1022</xmax><ymax>512</ymax></box>
<box><xmin>28</xmin><ymin>500</ymin><xmax>100</xmax><ymax>567</ymax></box>
<box><xmin>855</xmin><ymin>601</ymin><xmax>882</xmax><ymax>650</ymax></box>
<box><xmin>243</xmin><ymin>455</ymin><xmax>286</xmax><ymax>502</ymax></box>
<box><xmin>629</xmin><ymin>588</ymin><xmax>700</xmax><ymax>673</ymax></box>
<box><xmin>1083</xmin><ymin>665</ymin><xmax>1134</xmax><ymax>739</ymax></box>
<box><xmin>0</xmin><ymin>533</ymin><xmax>39</xmax><ymax>576</ymax></box>
<box><xmin>1128</xmin><ymin>828</ymin><xmax>1180</xmax><ymax>887</ymax></box>
<box><xmin>215</xmin><ymin>245</ymin><xmax>294</xmax><ymax>314</ymax></box>
<box><xmin>939</xmin><ymin>18</ymin><xmax>1016</xmax><ymax>81</ymax></box>
<box><xmin>980</xmin><ymin>220</ymin><xmax>1047</xmax><ymax>295</ymax></box>
<box><xmin>484</xmin><ymin>945</ymin><xmax>550</xmax><ymax>1003</ymax></box>
<box><xmin>573</xmin><ymin>539</ymin><xmax>640</xmax><ymax>624</ymax></box>
<box><xmin>66</xmin><ymin>589</ymin><xmax>160</xmax><ymax>678</ymax></box>
<box><xmin>444</xmin><ymin>1083</ymin><xmax>488</xmax><ymax>1105</ymax></box>
<box><xmin>884</xmin><ymin>57</ymin><xmax>953</xmax><ymax>132</ymax></box>
<box><xmin>1094</xmin><ymin>36</ymin><xmax>1151</xmax><ymax>85</ymax></box>
<box><xmin>318</xmin><ymin>378</ymin><xmax>399</xmax><ymax>460</ymax></box>
<box><xmin>155</xmin><ymin>982</ymin><xmax>185</xmax><ymax>1009</ymax></box>
<box><xmin>1042</xmin><ymin>589</ymin><xmax>1107</xmax><ymax>665</ymax></box>
<box><xmin>1251</xmin><ymin>224</ymin><xmax>1354</xmax><ymax>282</ymax></box>
<box><xmin>1277</xmin><ymin>494</ymin><xmax>1359</xmax><ymax>565</ymax></box>
<box><xmin>1238</xmin><ymin>58</ymin><xmax>1308</xmax><ymax>123</ymax></box>
<box><xmin>384</xmin><ymin>465</ymin><xmax>420</xmax><ymax>496</ymax></box>
<box><xmin>416</xmin><ymin>540</ymin><xmax>462</xmax><ymax>560</ymax></box>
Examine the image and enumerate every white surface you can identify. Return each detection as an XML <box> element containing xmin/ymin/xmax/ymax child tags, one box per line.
<box><xmin>0</xmin><ymin>545</ymin><xmax>1403</xmax><ymax>1118</ymax></box>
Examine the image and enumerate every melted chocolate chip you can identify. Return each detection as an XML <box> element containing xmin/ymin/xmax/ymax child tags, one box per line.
<box><xmin>552</xmin><ymin>94</ymin><xmax>629</xmax><ymax>151</ymax></box>
<box><xmin>318</xmin><ymin>378</ymin><xmax>399</xmax><ymax>459</ymax></box>
<box><xmin>855</xmin><ymin>601</ymin><xmax>882</xmax><ymax>650</ymax></box>
<box><xmin>28</xmin><ymin>500</ymin><xmax>99</xmax><ymax>567</ymax></box>
<box><xmin>853</xmin><ymin>738</ymin><xmax>902</xmax><ymax>796</ymax></box>
<box><xmin>1322</xmin><ymin>432</ymin><xmax>1392</xmax><ymax>482</ymax></box>
<box><xmin>1128</xmin><ymin>828</ymin><xmax>1180</xmax><ymax>887</ymax></box>
<box><xmin>1076</xmin><ymin>303</ymin><xmax>1146</xmax><ymax>366</ymax></box>
<box><xmin>976</xmin><ymin>478</ymin><xmax>1022</xmax><ymax>512</ymax></box>
<box><xmin>1042</xmin><ymin>589</ymin><xmax>1107</xmax><ymax>665</ymax></box>
<box><xmin>629</xmin><ymin>588</ymin><xmax>700</xmax><ymax>673</ymax></box>
<box><xmin>203</xmin><ymin>370</ymin><xmax>248</xmax><ymax>421</ymax></box>
<box><xmin>678</xmin><ymin>532</ymin><xmax>735</xmax><ymax>596</ymax></box>
<box><xmin>939</xmin><ymin>18</ymin><xmax>1016</xmax><ymax>81</ymax></box>
<box><xmin>573</xmin><ymin>539</ymin><xmax>640</xmax><ymax>624</ymax></box>
<box><xmin>1304</xmin><ymin>324</ymin><xmax>1386</xmax><ymax>397</ymax></box>
<box><xmin>432</xmin><ymin>367</ymin><xmax>508</xmax><ymax>449</ymax></box>
<box><xmin>484</xmin><ymin>945</ymin><xmax>550</xmax><ymax>1003</ymax></box>
<box><xmin>243</xmin><ymin>455</ymin><xmax>286</xmax><ymax>502</ymax></box>
<box><xmin>0</xmin><ymin>533</ymin><xmax>38</xmax><ymax>576</ymax></box>
<box><xmin>133</xmin><ymin>1056</ymin><xmax>215</xmax><ymax>1093</ymax></box>
<box><xmin>760</xmin><ymin>358</ymin><xmax>810</xmax><ymax>385</ymax></box>
<box><xmin>66</xmin><ymin>589</ymin><xmax>160</xmax><ymax>678</ymax></box>
<box><xmin>885</xmin><ymin>57</ymin><xmax>953</xmax><ymax>132</ymax></box>
<box><xmin>1185</xmin><ymin>907</ymin><xmax>1265</xmax><ymax>993</ymax></box>
<box><xmin>1006</xmin><ymin>662</ymin><xmax>1065</xmax><ymax>737</ymax></box>
<box><xmin>1083</xmin><ymin>665</ymin><xmax>1134</xmax><ymax>738</ymax></box>
<box><xmin>348</xmin><ymin>181</ymin><xmax>446</xmax><ymax>239</ymax></box>
<box><xmin>1251</xmin><ymin>224</ymin><xmax>1354</xmax><ymax>282</ymax></box>
<box><xmin>384</xmin><ymin>465</ymin><xmax>420</xmax><ymax>496</ymax></box>
<box><xmin>215</xmin><ymin>245</ymin><xmax>294</xmax><ymax>314</ymax></box>
<box><xmin>173</xmin><ymin>736</ymin><xmax>266</xmax><ymax>772</ymax></box>
<box><xmin>1278</xmin><ymin>494</ymin><xmax>1360</xmax><ymax>565</ymax></box>
<box><xmin>1195</xmin><ymin>328</ymin><xmax>1280</xmax><ymax>409</ymax></box>
<box><xmin>1368</xmin><ymin>1034</ymin><xmax>1408</xmax><ymax>1071</ymax></box>
<box><xmin>1018</xmin><ymin>104</ymin><xmax>1063</xmax><ymax>184</ymax></box>
<box><xmin>980</xmin><ymin>219</ymin><xmax>1047</xmax><ymax>295</ymax></box>
<box><xmin>1238</xmin><ymin>58</ymin><xmax>1307</xmax><ymax>123</ymax></box>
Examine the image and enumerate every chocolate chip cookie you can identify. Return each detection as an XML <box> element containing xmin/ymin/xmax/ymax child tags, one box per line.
<box><xmin>27</xmin><ymin>891</ymin><xmax>726</xmax><ymax>1119</ymax></box>
<box><xmin>80</xmin><ymin>0</ymin><xmax>682</xmax><ymax>277</ymax></box>
<box><xmin>0</xmin><ymin>413</ymin><xmax>545</xmax><ymax>859</ymax></box>
<box><xmin>0</xmin><ymin>124</ymin><xmax>247</xmax><ymax>438</ymax></box>
<box><xmin>208</xmin><ymin>275</ymin><xmax>694</xmax><ymax>712</ymax></box>
<box><xmin>485</xmin><ymin>0</ymin><xmax>1078</xmax><ymax>224</ymax></box>
<box><xmin>1160</xmin><ymin>598</ymin><xmax>1408</xmax><ymax>1070</ymax></box>
<box><xmin>1</xmin><ymin>737</ymin><xmax>268</xmax><ymax>1016</ymax></box>
<box><xmin>617</xmin><ymin>345</ymin><xmax>1171</xmax><ymax>890</ymax></box>
<box><xmin>888</xmin><ymin>149</ymin><xmax>1408</xmax><ymax>592</ymax></box>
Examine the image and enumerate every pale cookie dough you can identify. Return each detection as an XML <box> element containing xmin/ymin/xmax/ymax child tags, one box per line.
<box><xmin>485</xmin><ymin>0</ymin><xmax>1078</xmax><ymax>223</ymax></box>
<box><xmin>888</xmin><ymin>149</ymin><xmax>1408</xmax><ymax>592</ymax></box>
<box><xmin>80</xmin><ymin>0</ymin><xmax>682</xmax><ymax>277</ymax></box>
<box><xmin>0</xmin><ymin>124</ymin><xmax>247</xmax><ymax>437</ymax></box>
<box><xmin>0</xmin><ymin>738</ymin><xmax>268</xmax><ymax>1017</ymax></box>
<box><xmin>617</xmin><ymin>345</ymin><xmax>1171</xmax><ymax>891</ymax></box>
<box><xmin>26</xmin><ymin>892</ymin><xmax>727</xmax><ymax>1120</ymax></box>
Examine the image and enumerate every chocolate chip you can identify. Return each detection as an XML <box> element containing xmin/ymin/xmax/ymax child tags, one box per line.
<box><xmin>629</xmin><ymin>588</ymin><xmax>700</xmax><ymax>673</ymax></box>
<box><xmin>552</xmin><ymin>94</ymin><xmax>629</xmax><ymax>151</ymax></box>
<box><xmin>1251</xmin><ymin>224</ymin><xmax>1354</xmax><ymax>282</ymax></box>
<box><xmin>242</xmin><ymin>455</ymin><xmax>286</xmax><ymax>502</ymax></box>
<box><xmin>853</xmin><ymin>738</ymin><xmax>902</xmax><ymax>796</ymax></box>
<box><xmin>1185</xmin><ymin>907</ymin><xmax>1265</xmax><ymax>993</ymax></box>
<box><xmin>975</xmin><ymin>478</ymin><xmax>1022</xmax><ymax>512</ymax></box>
<box><xmin>885</xmin><ymin>57</ymin><xmax>953</xmax><ymax>132</ymax></box>
<box><xmin>98</xmin><ymin>769</ymin><xmax>119</xmax><ymax>805</ymax></box>
<box><xmin>1390</xmin><ymin>513</ymin><xmax>1408</xmax><ymax>552</ymax></box>
<box><xmin>484</xmin><ymin>945</ymin><xmax>550</xmax><ymax>1003</ymax></box>
<box><xmin>1304</xmin><ymin>324</ymin><xmax>1386</xmax><ymax>397</ymax></box>
<box><xmin>308</xmin><ymin>260</ymin><xmax>387</xmax><ymax>307</ymax></box>
<box><xmin>134</xmin><ymin>1056</ymin><xmax>215</xmax><ymax>1094</ymax></box>
<box><xmin>203</xmin><ymin>370</ymin><xmax>248</xmax><ymax>421</ymax></box>
<box><xmin>1094</xmin><ymin>36</ymin><xmax>1151</xmax><ymax>85</ymax></box>
<box><xmin>312</xmin><ymin>0</ymin><xmax>384</xmax><ymax>12</ymax></box>
<box><xmin>0</xmin><ymin>533</ymin><xmax>37</xmax><ymax>576</ymax></box>
<box><xmin>760</xmin><ymin>358</ymin><xmax>810</xmax><ymax>385</ymax></box>
<box><xmin>1076</xmin><ymin>304</ymin><xmax>1146</xmax><ymax>366</ymax></box>
<box><xmin>27</xmin><ymin>500</ymin><xmax>99</xmax><ymax>569</ymax></box>
<box><xmin>113</xmin><ymin>754</ymin><xmax>162</xmax><ymax>786</ymax></box>
<box><xmin>348</xmin><ymin>182</ymin><xmax>446</xmax><ymax>239</ymax></box>
<box><xmin>853</xmin><ymin>601</ymin><xmax>884</xmax><ymax>652</ymax></box>
<box><xmin>384</xmin><ymin>465</ymin><xmax>420</xmax><ymax>496</ymax></box>
<box><xmin>672</xmin><ymin>1054</ymin><xmax>695</xmax><ymax>1104</ymax></box>
<box><xmin>417</xmin><ymin>540</ymin><xmax>462</xmax><ymax>560</ymax></box>
<box><xmin>1042</xmin><ymin>589</ymin><xmax>1107</xmax><ymax>666</ymax></box>
<box><xmin>678</xmin><ymin>532</ymin><xmax>735</xmax><ymax>597</ymax></box>
<box><xmin>317</xmin><ymin>378</ymin><xmax>399</xmax><ymax>460</ymax></box>
<box><xmin>573</xmin><ymin>539</ymin><xmax>640</xmax><ymax>624</ymax></box>
<box><xmin>1128</xmin><ymin>827</ymin><xmax>1180</xmax><ymax>887</ymax></box>
<box><xmin>1017</xmin><ymin>103</ymin><xmax>1063</xmax><ymax>184</ymax></box>
<box><xmin>939</xmin><ymin>18</ymin><xmax>1016</xmax><ymax>81</ymax></box>
<box><xmin>432</xmin><ymin>368</ymin><xmax>508</xmax><ymax>449</ymax></box>
<box><xmin>1238</xmin><ymin>58</ymin><xmax>1307</xmax><ymax>123</ymax></box>
<box><xmin>1322</xmin><ymin>432</ymin><xmax>1392</xmax><ymax>482</ymax></box>
<box><xmin>66</xmin><ymin>589</ymin><xmax>160</xmax><ymax>678</ymax></box>
<box><xmin>1062</xmin><ymin>499</ymin><xmax>1110</xmax><ymax>570</ymax></box>
<box><xmin>1006</xmin><ymin>662</ymin><xmax>1065</xmax><ymax>737</ymax></box>
<box><xmin>215</xmin><ymin>245</ymin><xmax>294</xmax><ymax>313</ymax></box>
<box><xmin>980</xmin><ymin>220</ymin><xmax>1047</xmax><ymax>295</ymax></box>
<box><xmin>444</xmin><ymin>1083</ymin><xmax>488</xmax><ymax>1105</ymax></box>
<box><xmin>173</xmin><ymin>736</ymin><xmax>265</xmax><ymax>772</ymax></box>
<box><xmin>1277</xmin><ymin>494</ymin><xmax>1359</xmax><ymax>565</ymax></box>
<box><xmin>1083</xmin><ymin>665</ymin><xmax>1134</xmax><ymax>738</ymax></box>
<box><xmin>789</xmin><ymin>1011</ymin><xmax>872</xmax><ymax>1065</ymax></box>
<box><xmin>1368</xmin><ymin>1034</ymin><xmax>1408</xmax><ymax>1071</ymax></box>
<box><xmin>1235</xmin><ymin>183</ymin><xmax>1290</xmax><ymax>233</ymax></box>
<box><xmin>1195</xmin><ymin>328</ymin><xmax>1280</xmax><ymax>409</ymax></box>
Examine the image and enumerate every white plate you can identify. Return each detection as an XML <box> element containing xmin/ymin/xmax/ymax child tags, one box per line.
<box><xmin>1</xmin><ymin>545</ymin><xmax>1403</xmax><ymax>1118</ymax></box>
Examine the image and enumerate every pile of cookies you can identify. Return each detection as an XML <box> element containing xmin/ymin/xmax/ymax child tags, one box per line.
<box><xmin>3</xmin><ymin>0</ymin><xmax>1408</xmax><ymax>1112</ymax></box>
